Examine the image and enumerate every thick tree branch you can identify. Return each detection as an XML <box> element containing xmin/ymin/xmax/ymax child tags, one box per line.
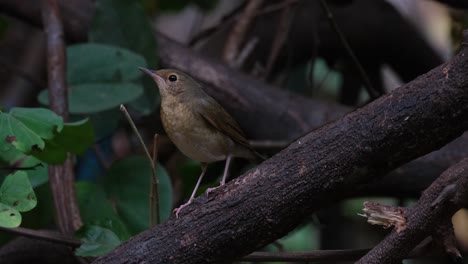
<box><xmin>358</xmin><ymin>156</ymin><xmax>468</xmax><ymax>264</ymax></box>
<box><xmin>41</xmin><ymin>0</ymin><xmax>81</xmax><ymax>235</ymax></box>
<box><xmin>2</xmin><ymin>0</ymin><xmax>468</xmax><ymax>198</ymax></box>
<box><xmin>93</xmin><ymin>31</ymin><xmax>468</xmax><ymax>263</ymax></box>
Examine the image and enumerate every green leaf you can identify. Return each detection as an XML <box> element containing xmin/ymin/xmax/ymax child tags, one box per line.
<box><xmin>75</xmin><ymin>225</ymin><xmax>121</xmax><ymax>257</ymax></box>
<box><xmin>30</xmin><ymin>118</ymin><xmax>95</xmax><ymax>164</ymax></box>
<box><xmin>77</xmin><ymin>181</ymin><xmax>116</xmax><ymax>221</ymax></box>
<box><xmin>30</xmin><ymin>139</ymin><xmax>67</xmax><ymax>164</ymax></box>
<box><xmin>91</xmin><ymin>0</ymin><xmax>158</xmax><ymax>114</ymax></box>
<box><xmin>275</xmin><ymin>223</ymin><xmax>318</xmax><ymax>251</ymax></box>
<box><xmin>53</xmin><ymin>119</ymin><xmax>94</xmax><ymax>154</ymax></box>
<box><xmin>22</xmin><ymin>156</ymin><xmax>48</xmax><ymax>187</ymax></box>
<box><xmin>87</xmin><ymin>108</ymin><xmax>121</xmax><ymax>139</ymax></box>
<box><xmin>0</xmin><ymin>143</ymin><xmax>24</xmax><ymax>167</ymax></box>
<box><xmin>90</xmin><ymin>0</ymin><xmax>157</xmax><ymax>67</ymax></box>
<box><xmin>0</xmin><ymin>155</ymin><xmax>47</xmax><ymax>187</ymax></box>
<box><xmin>101</xmin><ymin>156</ymin><xmax>172</xmax><ymax>234</ymax></box>
<box><xmin>0</xmin><ymin>203</ymin><xmax>21</xmax><ymax>228</ymax></box>
<box><xmin>38</xmin><ymin>83</ymin><xmax>143</xmax><ymax>114</ymax></box>
<box><xmin>76</xmin><ymin>181</ymin><xmax>130</xmax><ymax>240</ymax></box>
<box><xmin>67</xmin><ymin>44</ymin><xmax>146</xmax><ymax>84</ymax></box>
<box><xmin>0</xmin><ymin>108</ymin><xmax>63</xmax><ymax>155</ymax></box>
<box><xmin>9</xmin><ymin>108</ymin><xmax>63</xmax><ymax>139</ymax></box>
<box><xmin>0</xmin><ymin>171</ymin><xmax>37</xmax><ymax>212</ymax></box>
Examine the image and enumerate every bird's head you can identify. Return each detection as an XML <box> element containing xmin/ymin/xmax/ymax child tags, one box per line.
<box><xmin>139</xmin><ymin>68</ymin><xmax>197</xmax><ymax>97</ymax></box>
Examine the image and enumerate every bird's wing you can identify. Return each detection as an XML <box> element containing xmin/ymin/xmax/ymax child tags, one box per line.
<box><xmin>194</xmin><ymin>96</ymin><xmax>252</xmax><ymax>150</ymax></box>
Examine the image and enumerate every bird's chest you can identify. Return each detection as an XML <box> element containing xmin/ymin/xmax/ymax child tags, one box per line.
<box><xmin>160</xmin><ymin>100</ymin><xmax>228</xmax><ymax>162</ymax></box>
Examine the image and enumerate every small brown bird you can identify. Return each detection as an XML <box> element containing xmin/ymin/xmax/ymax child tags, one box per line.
<box><xmin>140</xmin><ymin>68</ymin><xmax>262</xmax><ymax>217</ymax></box>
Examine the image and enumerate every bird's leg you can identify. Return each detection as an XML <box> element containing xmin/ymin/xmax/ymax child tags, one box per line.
<box><xmin>174</xmin><ymin>163</ymin><xmax>207</xmax><ymax>218</ymax></box>
<box><xmin>206</xmin><ymin>155</ymin><xmax>232</xmax><ymax>195</ymax></box>
<box><xmin>220</xmin><ymin>155</ymin><xmax>232</xmax><ymax>185</ymax></box>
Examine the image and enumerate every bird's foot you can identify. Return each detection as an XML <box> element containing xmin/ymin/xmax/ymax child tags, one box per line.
<box><xmin>206</xmin><ymin>181</ymin><xmax>225</xmax><ymax>196</ymax></box>
<box><xmin>173</xmin><ymin>199</ymin><xmax>193</xmax><ymax>218</ymax></box>
<box><xmin>206</xmin><ymin>186</ymin><xmax>219</xmax><ymax>196</ymax></box>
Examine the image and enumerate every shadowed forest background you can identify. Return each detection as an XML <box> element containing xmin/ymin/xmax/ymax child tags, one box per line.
<box><xmin>0</xmin><ymin>0</ymin><xmax>468</xmax><ymax>263</ymax></box>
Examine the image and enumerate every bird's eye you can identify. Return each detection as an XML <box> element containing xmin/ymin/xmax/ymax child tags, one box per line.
<box><xmin>168</xmin><ymin>74</ymin><xmax>177</xmax><ymax>82</ymax></box>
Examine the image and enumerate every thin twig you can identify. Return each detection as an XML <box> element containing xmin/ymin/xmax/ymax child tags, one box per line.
<box><xmin>264</xmin><ymin>0</ymin><xmax>295</xmax><ymax>78</ymax></box>
<box><xmin>0</xmin><ymin>227</ymin><xmax>81</xmax><ymax>248</ymax></box>
<box><xmin>318</xmin><ymin>0</ymin><xmax>380</xmax><ymax>99</ymax></box>
<box><xmin>190</xmin><ymin>0</ymin><xmax>300</xmax><ymax>46</ymax></box>
<box><xmin>119</xmin><ymin>105</ymin><xmax>153</xmax><ymax>162</ymax></box>
<box><xmin>233</xmin><ymin>37</ymin><xmax>259</xmax><ymax>69</ymax></box>
<box><xmin>151</xmin><ymin>134</ymin><xmax>160</xmax><ymax>226</ymax></box>
<box><xmin>223</xmin><ymin>0</ymin><xmax>265</xmax><ymax>66</ymax></box>
<box><xmin>119</xmin><ymin>105</ymin><xmax>160</xmax><ymax>228</ymax></box>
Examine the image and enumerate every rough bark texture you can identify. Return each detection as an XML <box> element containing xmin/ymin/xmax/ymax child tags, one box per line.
<box><xmin>93</xmin><ymin>32</ymin><xmax>468</xmax><ymax>264</ymax></box>
<box><xmin>42</xmin><ymin>0</ymin><xmax>82</xmax><ymax>235</ymax></box>
<box><xmin>157</xmin><ymin>33</ymin><xmax>468</xmax><ymax>198</ymax></box>
<box><xmin>2</xmin><ymin>0</ymin><xmax>468</xmax><ymax>197</ymax></box>
<box><xmin>357</xmin><ymin>157</ymin><xmax>468</xmax><ymax>264</ymax></box>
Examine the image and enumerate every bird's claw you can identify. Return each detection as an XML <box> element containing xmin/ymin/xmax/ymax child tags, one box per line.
<box><xmin>173</xmin><ymin>199</ymin><xmax>192</xmax><ymax>218</ymax></box>
<box><xmin>206</xmin><ymin>186</ymin><xmax>219</xmax><ymax>196</ymax></box>
<box><xmin>206</xmin><ymin>182</ymin><xmax>225</xmax><ymax>196</ymax></box>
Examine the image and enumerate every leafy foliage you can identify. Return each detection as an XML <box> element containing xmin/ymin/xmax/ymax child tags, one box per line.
<box><xmin>91</xmin><ymin>0</ymin><xmax>159</xmax><ymax>114</ymax></box>
<box><xmin>38</xmin><ymin>44</ymin><xmax>145</xmax><ymax>115</ymax></box>
<box><xmin>74</xmin><ymin>156</ymin><xmax>172</xmax><ymax>256</ymax></box>
<box><xmin>101</xmin><ymin>156</ymin><xmax>173</xmax><ymax>234</ymax></box>
<box><xmin>76</xmin><ymin>181</ymin><xmax>130</xmax><ymax>241</ymax></box>
<box><xmin>0</xmin><ymin>107</ymin><xmax>94</xmax><ymax>164</ymax></box>
<box><xmin>0</xmin><ymin>107</ymin><xmax>63</xmax><ymax>156</ymax></box>
<box><xmin>75</xmin><ymin>225</ymin><xmax>121</xmax><ymax>257</ymax></box>
<box><xmin>0</xmin><ymin>172</ymin><xmax>37</xmax><ymax>228</ymax></box>
<box><xmin>0</xmin><ymin>108</ymin><xmax>94</xmax><ymax>228</ymax></box>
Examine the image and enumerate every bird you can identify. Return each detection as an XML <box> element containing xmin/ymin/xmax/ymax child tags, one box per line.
<box><xmin>139</xmin><ymin>68</ymin><xmax>263</xmax><ymax>218</ymax></box>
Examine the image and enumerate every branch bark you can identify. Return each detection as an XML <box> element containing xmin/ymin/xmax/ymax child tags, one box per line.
<box><xmin>1</xmin><ymin>0</ymin><xmax>467</xmax><ymax>226</ymax></box>
<box><xmin>358</xmin><ymin>156</ymin><xmax>468</xmax><ymax>264</ymax></box>
<box><xmin>222</xmin><ymin>0</ymin><xmax>264</xmax><ymax>66</ymax></box>
<box><xmin>93</xmin><ymin>31</ymin><xmax>468</xmax><ymax>263</ymax></box>
<box><xmin>41</xmin><ymin>0</ymin><xmax>82</xmax><ymax>235</ymax></box>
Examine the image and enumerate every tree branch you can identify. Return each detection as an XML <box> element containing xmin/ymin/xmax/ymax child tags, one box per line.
<box><xmin>318</xmin><ymin>0</ymin><xmax>380</xmax><ymax>99</ymax></box>
<box><xmin>2</xmin><ymin>0</ymin><xmax>468</xmax><ymax>217</ymax></box>
<box><xmin>0</xmin><ymin>227</ymin><xmax>81</xmax><ymax>248</ymax></box>
<box><xmin>358</xmin><ymin>156</ymin><xmax>468</xmax><ymax>263</ymax></box>
<box><xmin>222</xmin><ymin>0</ymin><xmax>264</xmax><ymax>66</ymax></box>
<box><xmin>93</xmin><ymin>31</ymin><xmax>468</xmax><ymax>264</ymax></box>
<box><xmin>41</xmin><ymin>0</ymin><xmax>82</xmax><ymax>235</ymax></box>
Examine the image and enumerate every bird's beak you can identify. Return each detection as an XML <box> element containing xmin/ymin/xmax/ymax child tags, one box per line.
<box><xmin>139</xmin><ymin>67</ymin><xmax>164</xmax><ymax>82</ymax></box>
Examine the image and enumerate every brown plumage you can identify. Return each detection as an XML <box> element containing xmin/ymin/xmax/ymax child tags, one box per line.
<box><xmin>140</xmin><ymin>68</ymin><xmax>262</xmax><ymax>217</ymax></box>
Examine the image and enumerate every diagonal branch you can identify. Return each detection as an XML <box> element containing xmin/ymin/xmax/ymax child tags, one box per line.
<box><xmin>358</xmin><ymin>156</ymin><xmax>468</xmax><ymax>264</ymax></box>
<box><xmin>93</xmin><ymin>31</ymin><xmax>468</xmax><ymax>264</ymax></box>
<box><xmin>2</xmin><ymin>0</ymin><xmax>468</xmax><ymax>209</ymax></box>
